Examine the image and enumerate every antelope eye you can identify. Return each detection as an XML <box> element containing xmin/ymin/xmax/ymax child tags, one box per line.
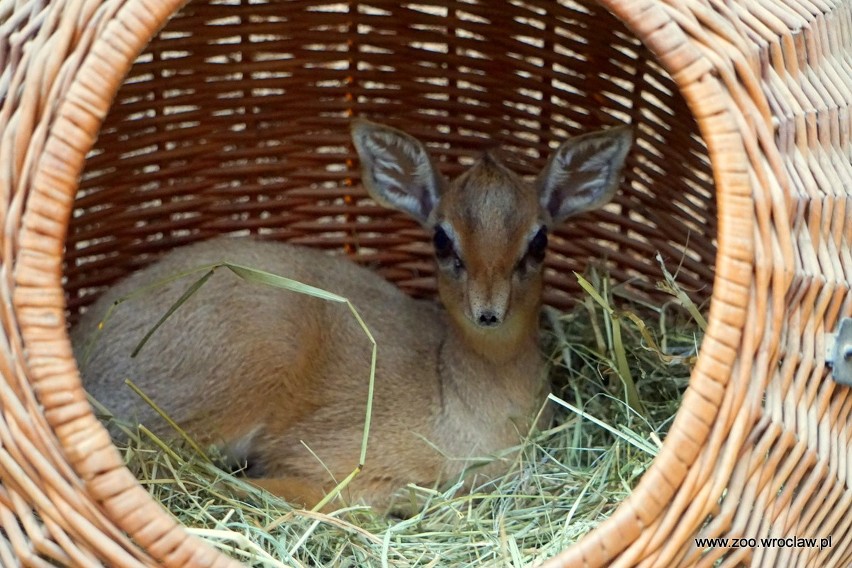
<box><xmin>433</xmin><ymin>226</ymin><xmax>453</xmax><ymax>258</ymax></box>
<box><xmin>526</xmin><ymin>227</ymin><xmax>548</xmax><ymax>263</ymax></box>
<box><xmin>433</xmin><ymin>226</ymin><xmax>465</xmax><ymax>274</ymax></box>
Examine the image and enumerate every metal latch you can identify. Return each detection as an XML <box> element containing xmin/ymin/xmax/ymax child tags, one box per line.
<box><xmin>826</xmin><ymin>318</ymin><xmax>852</xmax><ymax>386</ymax></box>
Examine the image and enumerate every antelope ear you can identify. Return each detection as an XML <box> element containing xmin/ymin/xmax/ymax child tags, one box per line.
<box><xmin>537</xmin><ymin>126</ymin><xmax>632</xmax><ymax>223</ymax></box>
<box><xmin>351</xmin><ymin>119</ymin><xmax>444</xmax><ymax>224</ymax></box>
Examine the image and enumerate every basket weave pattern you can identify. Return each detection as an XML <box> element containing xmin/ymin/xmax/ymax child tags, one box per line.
<box><xmin>0</xmin><ymin>0</ymin><xmax>849</xmax><ymax>566</ymax></box>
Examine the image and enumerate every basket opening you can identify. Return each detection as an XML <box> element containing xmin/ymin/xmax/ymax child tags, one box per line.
<box><xmin>57</xmin><ymin>0</ymin><xmax>718</xmax><ymax>564</ymax></box>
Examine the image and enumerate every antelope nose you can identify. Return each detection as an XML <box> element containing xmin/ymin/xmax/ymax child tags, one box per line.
<box><xmin>476</xmin><ymin>310</ymin><xmax>501</xmax><ymax>327</ymax></box>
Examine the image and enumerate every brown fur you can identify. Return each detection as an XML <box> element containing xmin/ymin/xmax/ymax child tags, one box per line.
<box><xmin>72</xmin><ymin>120</ymin><xmax>631</xmax><ymax>513</ymax></box>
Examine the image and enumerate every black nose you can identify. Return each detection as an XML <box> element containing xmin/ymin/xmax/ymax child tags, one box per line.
<box><xmin>477</xmin><ymin>311</ymin><xmax>500</xmax><ymax>327</ymax></box>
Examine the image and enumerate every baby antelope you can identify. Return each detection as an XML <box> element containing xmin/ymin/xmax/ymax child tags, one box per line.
<box><xmin>72</xmin><ymin>119</ymin><xmax>632</xmax><ymax>512</ymax></box>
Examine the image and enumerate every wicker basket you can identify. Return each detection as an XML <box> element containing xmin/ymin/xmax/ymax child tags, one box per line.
<box><xmin>0</xmin><ymin>0</ymin><xmax>848</xmax><ymax>565</ymax></box>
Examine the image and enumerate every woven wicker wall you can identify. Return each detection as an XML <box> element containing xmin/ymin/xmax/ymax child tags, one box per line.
<box><xmin>0</xmin><ymin>0</ymin><xmax>850</xmax><ymax>566</ymax></box>
<box><xmin>63</xmin><ymin>0</ymin><xmax>717</xmax><ymax>319</ymax></box>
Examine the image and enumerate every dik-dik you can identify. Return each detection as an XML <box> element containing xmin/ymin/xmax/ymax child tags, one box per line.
<box><xmin>72</xmin><ymin>119</ymin><xmax>631</xmax><ymax>512</ymax></box>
